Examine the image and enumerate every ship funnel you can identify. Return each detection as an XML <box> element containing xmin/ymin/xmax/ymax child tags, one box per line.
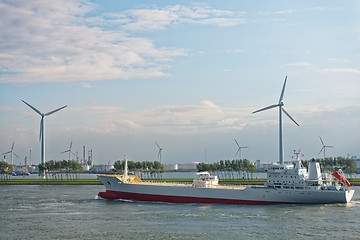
<box><xmin>308</xmin><ymin>160</ymin><xmax>322</xmax><ymax>183</ymax></box>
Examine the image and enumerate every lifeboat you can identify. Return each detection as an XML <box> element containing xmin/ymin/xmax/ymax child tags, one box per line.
<box><xmin>332</xmin><ymin>171</ymin><xmax>351</xmax><ymax>188</ymax></box>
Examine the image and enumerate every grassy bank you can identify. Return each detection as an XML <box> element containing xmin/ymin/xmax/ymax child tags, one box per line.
<box><xmin>1</xmin><ymin>178</ymin><xmax>359</xmax><ymax>186</ymax></box>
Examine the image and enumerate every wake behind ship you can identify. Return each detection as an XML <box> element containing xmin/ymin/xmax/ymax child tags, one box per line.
<box><xmin>97</xmin><ymin>159</ymin><xmax>354</xmax><ymax>205</ymax></box>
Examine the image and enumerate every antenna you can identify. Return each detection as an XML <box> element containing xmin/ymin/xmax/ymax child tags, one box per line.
<box><xmin>22</xmin><ymin>100</ymin><xmax>67</xmax><ymax>178</ymax></box>
<box><xmin>292</xmin><ymin>149</ymin><xmax>303</xmax><ymax>161</ymax></box>
<box><xmin>252</xmin><ymin>76</ymin><xmax>299</xmax><ymax>165</ymax></box>
<box><xmin>234</xmin><ymin>138</ymin><xmax>249</xmax><ymax>160</ymax></box>
<box><xmin>155</xmin><ymin>141</ymin><xmax>162</xmax><ymax>163</ymax></box>
<box><xmin>318</xmin><ymin>137</ymin><xmax>333</xmax><ymax>159</ymax></box>
<box><xmin>2</xmin><ymin>142</ymin><xmax>19</xmax><ymax>166</ymax></box>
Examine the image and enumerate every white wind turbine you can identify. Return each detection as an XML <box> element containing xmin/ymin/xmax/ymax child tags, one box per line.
<box><xmin>155</xmin><ymin>141</ymin><xmax>162</xmax><ymax>163</ymax></box>
<box><xmin>318</xmin><ymin>137</ymin><xmax>333</xmax><ymax>159</ymax></box>
<box><xmin>22</xmin><ymin>100</ymin><xmax>67</xmax><ymax>177</ymax></box>
<box><xmin>3</xmin><ymin>142</ymin><xmax>19</xmax><ymax>166</ymax></box>
<box><xmin>252</xmin><ymin>76</ymin><xmax>299</xmax><ymax>165</ymax></box>
<box><xmin>234</xmin><ymin>138</ymin><xmax>248</xmax><ymax>160</ymax></box>
<box><xmin>60</xmin><ymin>141</ymin><xmax>74</xmax><ymax>161</ymax></box>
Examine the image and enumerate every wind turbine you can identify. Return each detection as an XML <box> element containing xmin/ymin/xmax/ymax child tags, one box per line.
<box><xmin>155</xmin><ymin>141</ymin><xmax>162</xmax><ymax>163</ymax></box>
<box><xmin>234</xmin><ymin>138</ymin><xmax>248</xmax><ymax>160</ymax></box>
<box><xmin>60</xmin><ymin>141</ymin><xmax>74</xmax><ymax>161</ymax></box>
<box><xmin>2</xmin><ymin>142</ymin><xmax>19</xmax><ymax>166</ymax></box>
<box><xmin>252</xmin><ymin>76</ymin><xmax>299</xmax><ymax>165</ymax></box>
<box><xmin>318</xmin><ymin>137</ymin><xmax>333</xmax><ymax>159</ymax></box>
<box><xmin>22</xmin><ymin>100</ymin><xmax>67</xmax><ymax>177</ymax></box>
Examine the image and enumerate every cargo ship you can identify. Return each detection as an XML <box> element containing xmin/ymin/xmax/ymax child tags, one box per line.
<box><xmin>97</xmin><ymin>158</ymin><xmax>354</xmax><ymax>205</ymax></box>
<box><xmin>97</xmin><ymin>78</ymin><xmax>355</xmax><ymax>204</ymax></box>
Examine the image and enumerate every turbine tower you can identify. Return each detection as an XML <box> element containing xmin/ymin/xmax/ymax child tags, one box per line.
<box><xmin>22</xmin><ymin>100</ymin><xmax>67</xmax><ymax>177</ymax></box>
<box><xmin>2</xmin><ymin>142</ymin><xmax>19</xmax><ymax>166</ymax></box>
<box><xmin>60</xmin><ymin>141</ymin><xmax>74</xmax><ymax>161</ymax></box>
<box><xmin>234</xmin><ymin>138</ymin><xmax>248</xmax><ymax>160</ymax></box>
<box><xmin>252</xmin><ymin>76</ymin><xmax>299</xmax><ymax>165</ymax></box>
<box><xmin>318</xmin><ymin>137</ymin><xmax>333</xmax><ymax>159</ymax></box>
<box><xmin>155</xmin><ymin>141</ymin><xmax>162</xmax><ymax>163</ymax></box>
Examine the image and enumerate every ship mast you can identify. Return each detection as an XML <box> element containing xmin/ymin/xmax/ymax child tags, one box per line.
<box><xmin>124</xmin><ymin>155</ymin><xmax>128</xmax><ymax>181</ymax></box>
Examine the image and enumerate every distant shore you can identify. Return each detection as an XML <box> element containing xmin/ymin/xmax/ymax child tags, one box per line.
<box><xmin>1</xmin><ymin>178</ymin><xmax>359</xmax><ymax>186</ymax></box>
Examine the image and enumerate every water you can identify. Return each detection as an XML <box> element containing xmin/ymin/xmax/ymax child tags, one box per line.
<box><xmin>0</xmin><ymin>185</ymin><xmax>359</xmax><ymax>240</ymax></box>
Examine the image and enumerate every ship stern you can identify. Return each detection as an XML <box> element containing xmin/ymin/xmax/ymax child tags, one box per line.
<box><xmin>345</xmin><ymin>189</ymin><xmax>355</xmax><ymax>203</ymax></box>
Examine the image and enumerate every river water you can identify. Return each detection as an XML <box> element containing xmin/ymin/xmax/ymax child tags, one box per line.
<box><xmin>0</xmin><ymin>185</ymin><xmax>359</xmax><ymax>240</ymax></box>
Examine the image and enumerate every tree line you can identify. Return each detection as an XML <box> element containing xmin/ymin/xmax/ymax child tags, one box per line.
<box><xmin>113</xmin><ymin>160</ymin><xmax>165</xmax><ymax>179</ymax></box>
<box><xmin>301</xmin><ymin>157</ymin><xmax>357</xmax><ymax>175</ymax></box>
<box><xmin>38</xmin><ymin>160</ymin><xmax>83</xmax><ymax>180</ymax></box>
<box><xmin>197</xmin><ymin>159</ymin><xmax>257</xmax><ymax>179</ymax></box>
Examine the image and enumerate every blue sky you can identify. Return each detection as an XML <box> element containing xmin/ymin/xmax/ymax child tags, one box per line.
<box><xmin>1</xmin><ymin>0</ymin><xmax>359</xmax><ymax>166</ymax></box>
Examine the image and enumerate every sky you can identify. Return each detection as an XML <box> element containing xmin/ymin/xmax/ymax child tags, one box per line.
<box><xmin>0</xmin><ymin>0</ymin><xmax>359</xmax><ymax>166</ymax></box>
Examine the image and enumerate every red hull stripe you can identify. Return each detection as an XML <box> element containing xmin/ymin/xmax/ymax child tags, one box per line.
<box><xmin>98</xmin><ymin>190</ymin><xmax>288</xmax><ymax>205</ymax></box>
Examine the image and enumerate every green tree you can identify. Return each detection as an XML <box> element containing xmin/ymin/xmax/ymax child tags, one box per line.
<box><xmin>0</xmin><ymin>161</ymin><xmax>13</xmax><ymax>179</ymax></box>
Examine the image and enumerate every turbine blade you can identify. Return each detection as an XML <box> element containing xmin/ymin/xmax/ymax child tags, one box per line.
<box><xmin>278</xmin><ymin>76</ymin><xmax>287</xmax><ymax>104</ymax></box>
<box><xmin>22</xmin><ymin>100</ymin><xmax>42</xmax><ymax>115</ymax></box>
<box><xmin>3</xmin><ymin>151</ymin><xmax>11</xmax><ymax>155</ymax></box>
<box><xmin>326</xmin><ymin>145</ymin><xmax>334</xmax><ymax>148</ymax></box>
<box><xmin>13</xmin><ymin>152</ymin><xmax>19</xmax><ymax>158</ymax></box>
<box><xmin>319</xmin><ymin>137</ymin><xmax>324</xmax><ymax>146</ymax></box>
<box><xmin>70</xmin><ymin>141</ymin><xmax>73</xmax><ymax>149</ymax></box>
<box><xmin>155</xmin><ymin>141</ymin><xmax>161</xmax><ymax>149</ymax></box>
<box><xmin>45</xmin><ymin>105</ymin><xmax>67</xmax><ymax>116</ymax></box>
<box><xmin>11</xmin><ymin>142</ymin><xmax>14</xmax><ymax>150</ymax></box>
<box><xmin>252</xmin><ymin>104</ymin><xmax>279</xmax><ymax>114</ymax></box>
<box><xmin>60</xmin><ymin>150</ymin><xmax>70</xmax><ymax>154</ymax></box>
<box><xmin>318</xmin><ymin>146</ymin><xmax>325</xmax><ymax>155</ymax></box>
<box><xmin>282</xmin><ymin>108</ymin><xmax>299</xmax><ymax>126</ymax></box>
<box><xmin>235</xmin><ymin>148</ymin><xmax>240</xmax><ymax>158</ymax></box>
<box><xmin>234</xmin><ymin>138</ymin><xmax>240</xmax><ymax>147</ymax></box>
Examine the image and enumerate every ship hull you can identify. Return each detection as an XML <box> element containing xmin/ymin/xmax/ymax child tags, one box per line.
<box><xmin>97</xmin><ymin>175</ymin><xmax>355</xmax><ymax>205</ymax></box>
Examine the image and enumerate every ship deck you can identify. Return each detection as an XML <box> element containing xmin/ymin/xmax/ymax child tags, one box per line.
<box><xmin>139</xmin><ymin>181</ymin><xmax>247</xmax><ymax>190</ymax></box>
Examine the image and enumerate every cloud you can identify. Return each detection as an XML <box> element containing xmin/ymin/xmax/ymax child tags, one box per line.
<box><xmin>72</xmin><ymin>100</ymin><xmax>248</xmax><ymax>135</ymax></box>
<box><xmin>104</xmin><ymin>4</ymin><xmax>246</xmax><ymax>32</ymax></box>
<box><xmin>0</xmin><ymin>1</ymin><xmax>245</xmax><ymax>84</ymax></box>
<box><xmin>0</xmin><ymin>0</ymin><xmax>186</xmax><ymax>84</ymax></box>
<box><xmin>285</xmin><ymin>62</ymin><xmax>314</xmax><ymax>68</ymax></box>
<box><xmin>319</xmin><ymin>68</ymin><xmax>360</xmax><ymax>74</ymax></box>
